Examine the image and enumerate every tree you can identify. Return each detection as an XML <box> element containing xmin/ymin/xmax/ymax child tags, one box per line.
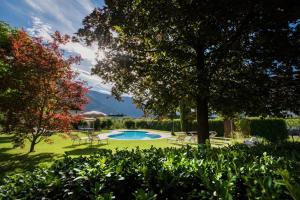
<box><xmin>179</xmin><ymin>101</ymin><xmax>192</xmax><ymax>134</ymax></box>
<box><xmin>78</xmin><ymin>0</ymin><xmax>300</xmax><ymax>143</ymax></box>
<box><xmin>0</xmin><ymin>29</ymin><xmax>89</xmax><ymax>152</ymax></box>
<box><xmin>94</xmin><ymin>118</ymin><xmax>101</xmax><ymax>130</ymax></box>
<box><xmin>0</xmin><ymin>22</ymin><xmax>16</xmax><ymax>110</ymax></box>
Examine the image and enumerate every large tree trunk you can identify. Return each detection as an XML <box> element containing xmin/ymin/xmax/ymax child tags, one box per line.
<box><xmin>29</xmin><ymin>136</ymin><xmax>37</xmax><ymax>153</ymax></box>
<box><xmin>224</xmin><ymin>119</ymin><xmax>233</xmax><ymax>138</ymax></box>
<box><xmin>196</xmin><ymin>97</ymin><xmax>209</xmax><ymax>144</ymax></box>
<box><xmin>195</xmin><ymin>45</ymin><xmax>210</xmax><ymax>144</ymax></box>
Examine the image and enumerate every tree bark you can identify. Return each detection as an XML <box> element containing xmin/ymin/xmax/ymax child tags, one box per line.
<box><xmin>224</xmin><ymin>119</ymin><xmax>233</xmax><ymax>138</ymax></box>
<box><xmin>29</xmin><ymin>136</ymin><xmax>37</xmax><ymax>153</ymax></box>
<box><xmin>195</xmin><ymin>45</ymin><xmax>210</xmax><ymax>144</ymax></box>
<box><xmin>196</xmin><ymin>97</ymin><xmax>209</xmax><ymax>144</ymax></box>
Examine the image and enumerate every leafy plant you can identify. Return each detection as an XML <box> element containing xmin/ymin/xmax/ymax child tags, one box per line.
<box><xmin>250</xmin><ymin>119</ymin><xmax>288</xmax><ymax>143</ymax></box>
<box><xmin>100</xmin><ymin>119</ymin><xmax>113</xmax><ymax>130</ymax></box>
<box><xmin>1</xmin><ymin>143</ymin><xmax>299</xmax><ymax>199</ymax></box>
<box><xmin>124</xmin><ymin>119</ymin><xmax>136</xmax><ymax>129</ymax></box>
<box><xmin>94</xmin><ymin>118</ymin><xmax>101</xmax><ymax>130</ymax></box>
<box><xmin>285</xmin><ymin>118</ymin><xmax>300</xmax><ymax>129</ymax></box>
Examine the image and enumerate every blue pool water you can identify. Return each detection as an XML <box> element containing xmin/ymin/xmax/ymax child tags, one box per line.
<box><xmin>108</xmin><ymin>130</ymin><xmax>161</xmax><ymax>140</ymax></box>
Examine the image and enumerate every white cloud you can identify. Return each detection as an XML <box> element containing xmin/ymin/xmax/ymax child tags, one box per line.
<box><xmin>27</xmin><ymin>16</ymin><xmax>104</xmax><ymax>65</ymax></box>
<box><xmin>23</xmin><ymin>0</ymin><xmax>98</xmax><ymax>34</ymax></box>
<box><xmin>62</xmin><ymin>42</ymin><xmax>104</xmax><ymax>65</ymax></box>
<box><xmin>75</xmin><ymin>0</ymin><xmax>95</xmax><ymax>13</ymax></box>
<box><xmin>26</xmin><ymin>16</ymin><xmax>112</xmax><ymax>94</ymax></box>
<box><xmin>73</xmin><ymin>68</ymin><xmax>113</xmax><ymax>94</ymax></box>
<box><xmin>25</xmin><ymin>0</ymin><xmax>76</xmax><ymax>32</ymax></box>
<box><xmin>24</xmin><ymin>0</ymin><xmax>44</xmax><ymax>12</ymax></box>
<box><xmin>19</xmin><ymin>1</ymin><xmax>126</xmax><ymax>96</ymax></box>
<box><xmin>27</xmin><ymin>16</ymin><xmax>52</xmax><ymax>40</ymax></box>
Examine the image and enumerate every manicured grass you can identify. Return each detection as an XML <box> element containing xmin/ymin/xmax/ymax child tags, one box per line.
<box><xmin>2</xmin><ymin>130</ymin><xmax>297</xmax><ymax>177</ymax></box>
<box><xmin>0</xmin><ymin>130</ymin><xmax>179</xmax><ymax>176</ymax></box>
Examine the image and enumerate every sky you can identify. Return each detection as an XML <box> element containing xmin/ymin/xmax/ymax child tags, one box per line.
<box><xmin>0</xmin><ymin>0</ymin><xmax>115</xmax><ymax>95</ymax></box>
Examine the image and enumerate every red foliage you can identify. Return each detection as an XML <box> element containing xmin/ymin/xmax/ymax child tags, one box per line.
<box><xmin>2</xmin><ymin>30</ymin><xmax>89</xmax><ymax>136</ymax></box>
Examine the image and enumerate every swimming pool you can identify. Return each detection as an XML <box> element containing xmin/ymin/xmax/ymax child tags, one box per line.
<box><xmin>108</xmin><ymin>130</ymin><xmax>162</xmax><ymax>140</ymax></box>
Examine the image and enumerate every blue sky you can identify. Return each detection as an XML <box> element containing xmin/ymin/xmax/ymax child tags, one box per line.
<box><xmin>0</xmin><ymin>0</ymin><xmax>114</xmax><ymax>94</ymax></box>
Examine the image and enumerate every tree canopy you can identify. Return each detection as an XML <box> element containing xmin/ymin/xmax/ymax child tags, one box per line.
<box><xmin>78</xmin><ymin>0</ymin><xmax>300</xmax><ymax>143</ymax></box>
<box><xmin>0</xmin><ymin>24</ymin><xmax>88</xmax><ymax>152</ymax></box>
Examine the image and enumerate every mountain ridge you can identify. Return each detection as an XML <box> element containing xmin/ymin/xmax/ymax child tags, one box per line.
<box><xmin>84</xmin><ymin>90</ymin><xmax>143</xmax><ymax>118</ymax></box>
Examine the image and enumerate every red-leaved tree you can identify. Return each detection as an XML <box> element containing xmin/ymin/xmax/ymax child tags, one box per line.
<box><xmin>0</xmin><ymin>30</ymin><xmax>88</xmax><ymax>152</ymax></box>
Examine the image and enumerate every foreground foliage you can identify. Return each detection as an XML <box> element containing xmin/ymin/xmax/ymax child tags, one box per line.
<box><xmin>1</xmin><ymin>144</ymin><xmax>300</xmax><ymax>199</ymax></box>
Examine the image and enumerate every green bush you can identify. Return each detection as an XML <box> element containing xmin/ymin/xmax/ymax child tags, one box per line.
<box><xmin>110</xmin><ymin>118</ymin><xmax>124</xmax><ymax>129</ymax></box>
<box><xmin>208</xmin><ymin>120</ymin><xmax>224</xmax><ymax>136</ymax></box>
<box><xmin>124</xmin><ymin>119</ymin><xmax>136</xmax><ymax>129</ymax></box>
<box><xmin>151</xmin><ymin>119</ymin><xmax>181</xmax><ymax>131</ymax></box>
<box><xmin>285</xmin><ymin>118</ymin><xmax>300</xmax><ymax>129</ymax></box>
<box><xmin>94</xmin><ymin>118</ymin><xmax>101</xmax><ymax>130</ymax></box>
<box><xmin>135</xmin><ymin>119</ymin><xmax>224</xmax><ymax>135</ymax></box>
<box><xmin>248</xmin><ymin>119</ymin><xmax>288</xmax><ymax>143</ymax></box>
<box><xmin>1</xmin><ymin>144</ymin><xmax>299</xmax><ymax>199</ymax></box>
<box><xmin>237</xmin><ymin>119</ymin><xmax>251</xmax><ymax>136</ymax></box>
<box><xmin>135</xmin><ymin>119</ymin><xmax>182</xmax><ymax>131</ymax></box>
<box><xmin>135</xmin><ymin>119</ymin><xmax>151</xmax><ymax>129</ymax></box>
<box><xmin>79</xmin><ymin>120</ymin><xmax>88</xmax><ymax>128</ymax></box>
<box><xmin>100</xmin><ymin>118</ymin><xmax>113</xmax><ymax>129</ymax></box>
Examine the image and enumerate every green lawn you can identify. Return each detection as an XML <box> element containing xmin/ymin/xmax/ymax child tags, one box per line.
<box><xmin>2</xmin><ymin>130</ymin><xmax>296</xmax><ymax>177</ymax></box>
<box><xmin>0</xmin><ymin>130</ymin><xmax>180</xmax><ymax>176</ymax></box>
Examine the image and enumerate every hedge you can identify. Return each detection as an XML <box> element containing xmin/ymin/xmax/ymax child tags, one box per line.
<box><xmin>135</xmin><ymin>119</ymin><xmax>224</xmax><ymax>136</ymax></box>
<box><xmin>136</xmin><ymin>119</ymin><xmax>182</xmax><ymax>132</ymax></box>
<box><xmin>1</xmin><ymin>144</ymin><xmax>299</xmax><ymax>199</ymax></box>
<box><xmin>238</xmin><ymin>118</ymin><xmax>288</xmax><ymax>143</ymax></box>
<box><xmin>90</xmin><ymin>117</ymin><xmax>292</xmax><ymax>142</ymax></box>
<box><xmin>285</xmin><ymin>118</ymin><xmax>300</xmax><ymax>129</ymax></box>
<box><xmin>124</xmin><ymin>119</ymin><xmax>136</xmax><ymax>129</ymax></box>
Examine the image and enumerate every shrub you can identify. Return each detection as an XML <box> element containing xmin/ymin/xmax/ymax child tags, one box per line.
<box><xmin>237</xmin><ymin>119</ymin><xmax>251</xmax><ymax>136</ymax></box>
<box><xmin>135</xmin><ymin>119</ymin><xmax>224</xmax><ymax>135</ymax></box>
<box><xmin>135</xmin><ymin>119</ymin><xmax>150</xmax><ymax>129</ymax></box>
<box><xmin>151</xmin><ymin>119</ymin><xmax>181</xmax><ymax>131</ymax></box>
<box><xmin>78</xmin><ymin>120</ymin><xmax>88</xmax><ymax>128</ymax></box>
<box><xmin>208</xmin><ymin>120</ymin><xmax>224</xmax><ymax>136</ymax></box>
<box><xmin>1</xmin><ymin>144</ymin><xmax>299</xmax><ymax>199</ymax></box>
<box><xmin>124</xmin><ymin>119</ymin><xmax>136</xmax><ymax>129</ymax></box>
<box><xmin>249</xmin><ymin>119</ymin><xmax>288</xmax><ymax>143</ymax></box>
<box><xmin>94</xmin><ymin>118</ymin><xmax>101</xmax><ymax>130</ymax></box>
<box><xmin>285</xmin><ymin>118</ymin><xmax>300</xmax><ymax>129</ymax></box>
<box><xmin>110</xmin><ymin>118</ymin><xmax>124</xmax><ymax>129</ymax></box>
<box><xmin>135</xmin><ymin>119</ymin><xmax>182</xmax><ymax>131</ymax></box>
<box><xmin>100</xmin><ymin>118</ymin><xmax>113</xmax><ymax>129</ymax></box>
<box><xmin>106</xmin><ymin>119</ymin><xmax>113</xmax><ymax>129</ymax></box>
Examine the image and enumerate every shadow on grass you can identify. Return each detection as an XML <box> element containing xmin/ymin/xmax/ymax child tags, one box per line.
<box><xmin>63</xmin><ymin>143</ymin><xmax>89</xmax><ymax>149</ymax></box>
<box><xmin>0</xmin><ymin>152</ymin><xmax>58</xmax><ymax>177</ymax></box>
<box><xmin>65</xmin><ymin>143</ymin><xmax>108</xmax><ymax>155</ymax></box>
<box><xmin>63</xmin><ymin>141</ymin><xmax>109</xmax><ymax>149</ymax></box>
<box><xmin>0</xmin><ymin>136</ymin><xmax>12</xmax><ymax>144</ymax></box>
<box><xmin>0</xmin><ymin>147</ymin><xmax>14</xmax><ymax>153</ymax></box>
<box><xmin>167</xmin><ymin>142</ymin><xmax>198</xmax><ymax>147</ymax></box>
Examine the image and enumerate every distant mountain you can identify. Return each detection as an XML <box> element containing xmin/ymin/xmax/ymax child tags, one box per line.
<box><xmin>84</xmin><ymin>90</ymin><xmax>144</xmax><ymax>118</ymax></box>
